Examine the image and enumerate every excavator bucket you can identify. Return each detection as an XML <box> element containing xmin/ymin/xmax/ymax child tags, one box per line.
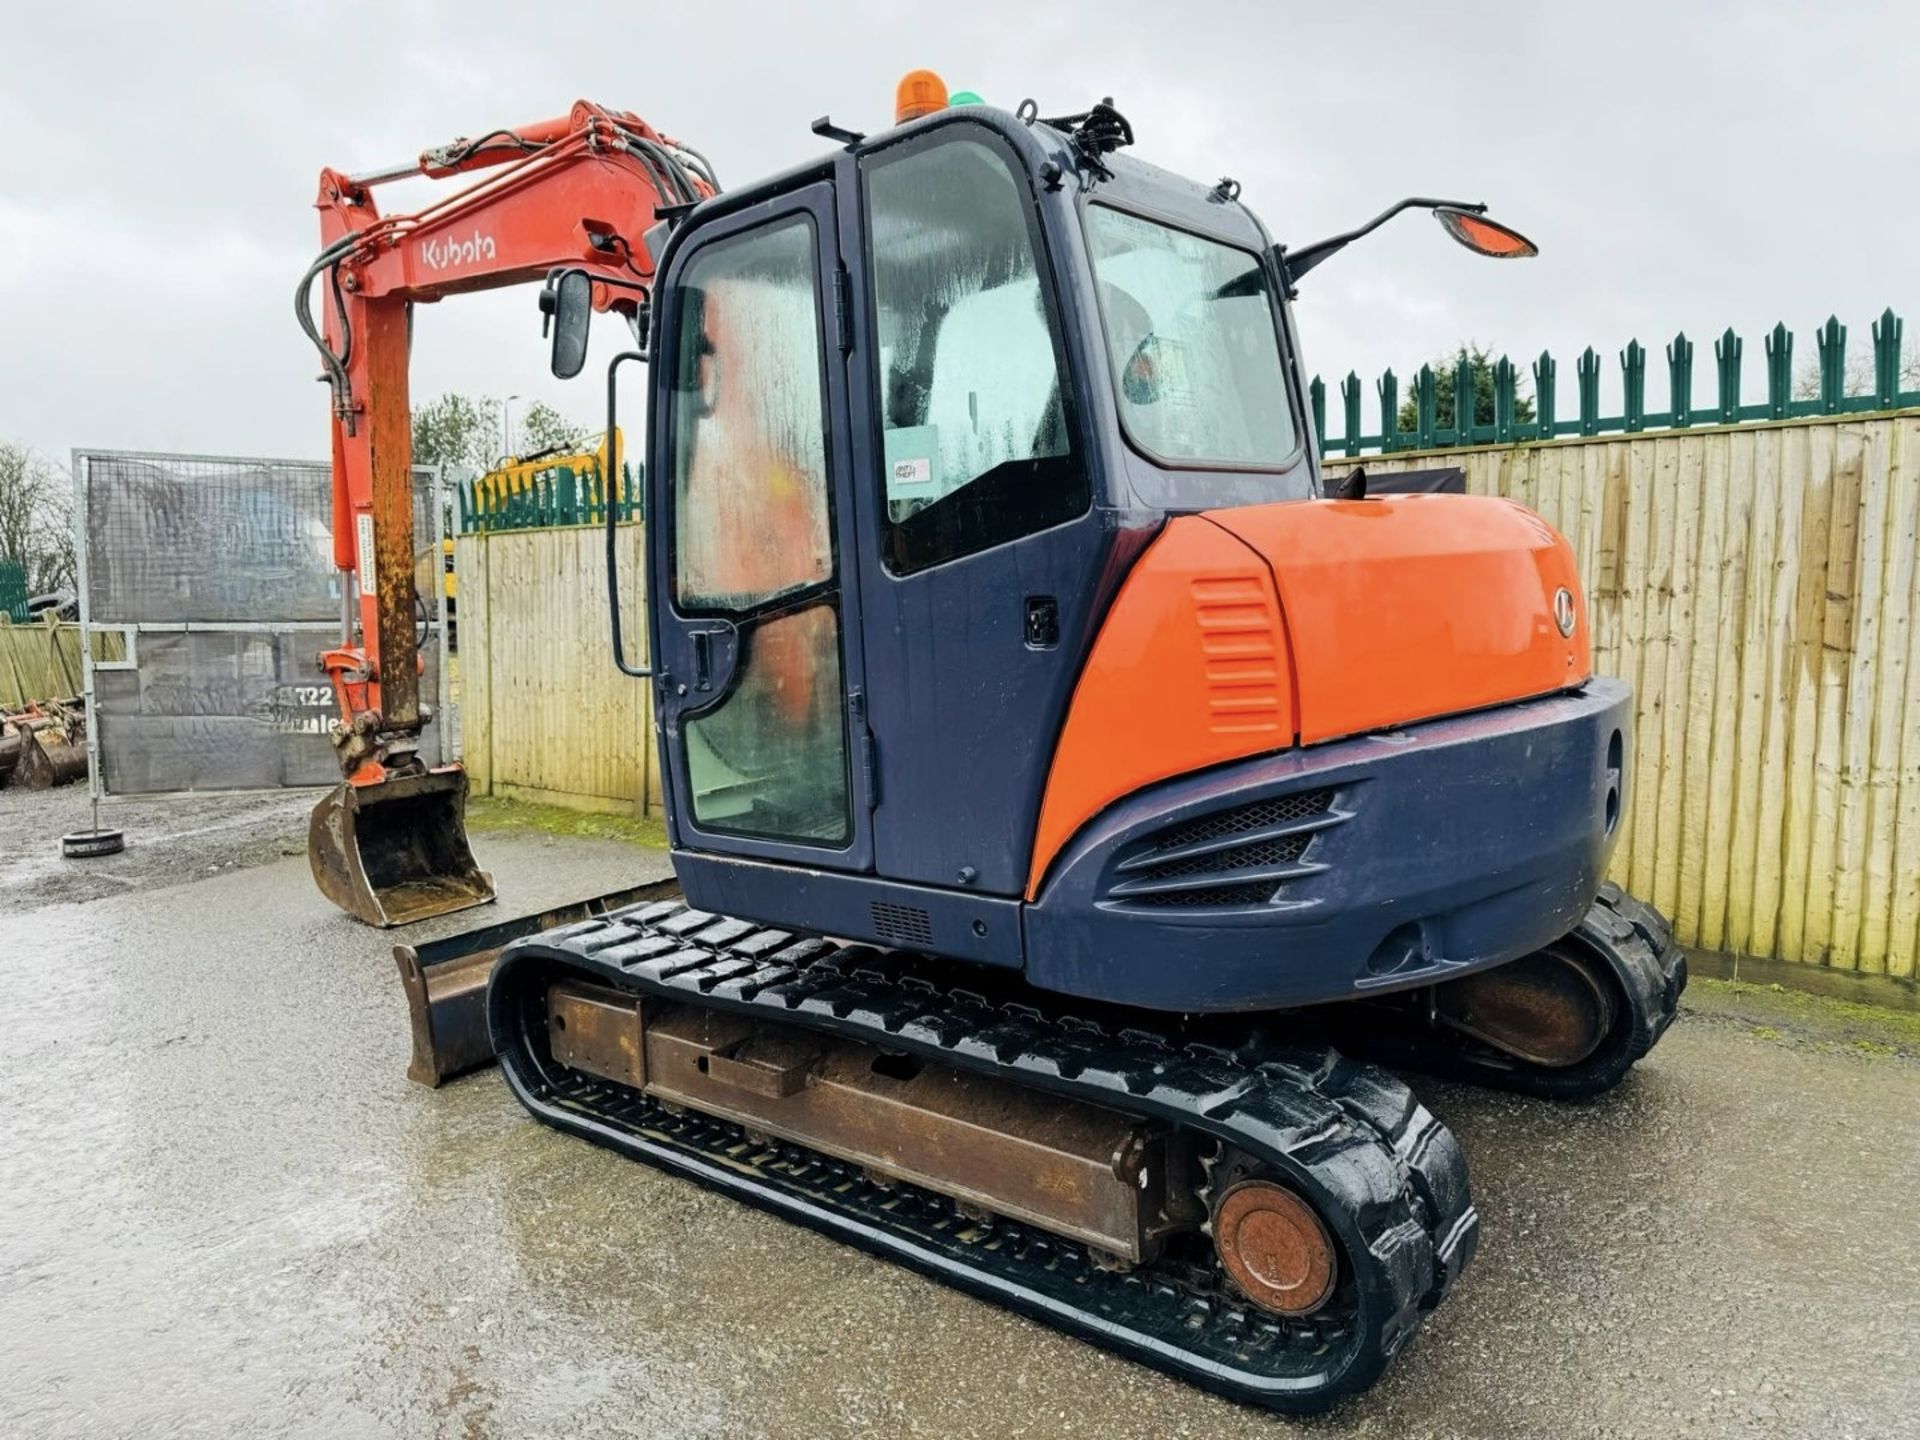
<box><xmin>394</xmin><ymin>878</ymin><xmax>682</xmax><ymax>1084</ymax></box>
<box><xmin>308</xmin><ymin>767</ymin><xmax>496</xmax><ymax>928</ymax></box>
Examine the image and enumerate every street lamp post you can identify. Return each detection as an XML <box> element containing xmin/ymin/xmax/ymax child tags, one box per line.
<box><xmin>502</xmin><ymin>394</ymin><xmax>521</xmax><ymax>461</ymax></box>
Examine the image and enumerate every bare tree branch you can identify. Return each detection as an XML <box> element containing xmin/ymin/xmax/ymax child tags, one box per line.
<box><xmin>0</xmin><ymin>442</ymin><xmax>75</xmax><ymax>597</ymax></box>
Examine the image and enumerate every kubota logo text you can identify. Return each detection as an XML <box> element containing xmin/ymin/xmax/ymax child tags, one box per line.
<box><xmin>419</xmin><ymin>229</ymin><xmax>497</xmax><ymax>272</ymax></box>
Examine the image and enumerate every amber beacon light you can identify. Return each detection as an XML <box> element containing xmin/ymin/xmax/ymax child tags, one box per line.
<box><xmin>895</xmin><ymin>69</ymin><xmax>949</xmax><ymax>123</ymax></box>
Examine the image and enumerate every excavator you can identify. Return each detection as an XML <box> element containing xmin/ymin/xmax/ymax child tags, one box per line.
<box><xmin>299</xmin><ymin>75</ymin><xmax>1684</xmax><ymax>1412</ymax></box>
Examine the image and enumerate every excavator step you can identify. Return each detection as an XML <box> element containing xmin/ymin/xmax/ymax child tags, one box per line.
<box><xmin>488</xmin><ymin>901</ymin><xmax>1480</xmax><ymax>1414</ymax></box>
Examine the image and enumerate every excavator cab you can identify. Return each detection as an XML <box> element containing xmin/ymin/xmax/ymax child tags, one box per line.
<box><xmin>548</xmin><ymin>96</ymin><xmax>1578</xmax><ymax>998</ymax></box>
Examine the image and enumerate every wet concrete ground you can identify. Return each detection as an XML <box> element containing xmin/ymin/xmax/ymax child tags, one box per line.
<box><xmin>3</xmin><ymin>791</ymin><xmax>1918</xmax><ymax>1438</ymax></box>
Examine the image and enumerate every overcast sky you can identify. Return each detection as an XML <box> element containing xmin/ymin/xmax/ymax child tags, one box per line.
<box><xmin>4</xmin><ymin>1</ymin><xmax>1916</xmax><ymax>469</ymax></box>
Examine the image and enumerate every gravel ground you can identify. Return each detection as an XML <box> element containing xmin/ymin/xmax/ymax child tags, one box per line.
<box><xmin>2</xmin><ymin>785</ymin><xmax>1917</xmax><ymax>1439</ymax></box>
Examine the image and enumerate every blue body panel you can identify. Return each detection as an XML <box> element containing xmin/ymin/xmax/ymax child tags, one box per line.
<box><xmin>1023</xmin><ymin>679</ymin><xmax>1632</xmax><ymax>1011</ymax></box>
<box><xmin>674</xmin><ymin>850</ymin><xmax>1024</xmax><ymax>969</ymax></box>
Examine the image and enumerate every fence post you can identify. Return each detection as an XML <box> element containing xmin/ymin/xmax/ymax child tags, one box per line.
<box><xmin>1872</xmin><ymin>307</ymin><xmax>1903</xmax><ymax>410</ymax></box>
<box><xmin>1341</xmin><ymin>372</ymin><xmax>1362</xmax><ymax>457</ymax></box>
<box><xmin>1668</xmin><ymin>331</ymin><xmax>1693</xmax><ymax>428</ymax></box>
<box><xmin>1621</xmin><ymin>340</ymin><xmax>1647</xmax><ymax>433</ymax></box>
<box><xmin>1493</xmin><ymin>355</ymin><xmax>1516</xmax><ymax>443</ymax></box>
<box><xmin>1715</xmin><ymin>327</ymin><xmax>1742</xmax><ymax>424</ymax></box>
<box><xmin>1534</xmin><ymin>350</ymin><xmax>1556</xmax><ymax>439</ymax></box>
<box><xmin>1814</xmin><ymin>316</ymin><xmax>1847</xmax><ymax>413</ymax></box>
<box><xmin>1377</xmin><ymin>368</ymin><xmax>1399</xmax><ymax>452</ymax></box>
<box><xmin>1415</xmin><ymin>364</ymin><xmax>1437</xmax><ymax>449</ymax></box>
<box><xmin>1309</xmin><ymin>376</ymin><xmax>1326</xmax><ymax>451</ymax></box>
<box><xmin>1765</xmin><ymin>322</ymin><xmax>1793</xmax><ymax>420</ymax></box>
<box><xmin>1453</xmin><ymin>355</ymin><xmax>1474</xmax><ymax>444</ymax></box>
<box><xmin>1578</xmin><ymin>348</ymin><xmax>1601</xmax><ymax>436</ymax></box>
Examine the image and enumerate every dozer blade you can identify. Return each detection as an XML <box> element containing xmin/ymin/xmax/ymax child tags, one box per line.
<box><xmin>394</xmin><ymin>879</ymin><xmax>682</xmax><ymax>1085</ymax></box>
<box><xmin>309</xmin><ymin>767</ymin><xmax>497</xmax><ymax>928</ymax></box>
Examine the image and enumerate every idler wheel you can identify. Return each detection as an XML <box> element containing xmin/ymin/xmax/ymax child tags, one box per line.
<box><xmin>1212</xmin><ymin>1180</ymin><xmax>1337</xmax><ymax>1317</ymax></box>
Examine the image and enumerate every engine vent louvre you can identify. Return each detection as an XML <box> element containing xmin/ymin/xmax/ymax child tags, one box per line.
<box><xmin>869</xmin><ymin>901</ymin><xmax>934</xmax><ymax>948</ymax></box>
<box><xmin>1114</xmin><ymin>788</ymin><xmax>1339</xmax><ymax>910</ymax></box>
<box><xmin>1150</xmin><ymin>788</ymin><xmax>1336</xmax><ymax>851</ymax></box>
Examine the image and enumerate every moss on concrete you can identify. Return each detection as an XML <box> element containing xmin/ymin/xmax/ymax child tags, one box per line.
<box><xmin>1687</xmin><ymin>976</ymin><xmax>1920</xmax><ymax>1061</ymax></box>
<box><xmin>466</xmin><ymin>795</ymin><xmax>668</xmax><ymax>850</ymax></box>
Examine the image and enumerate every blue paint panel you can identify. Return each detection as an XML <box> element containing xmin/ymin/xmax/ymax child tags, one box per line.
<box><xmin>1022</xmin><ymin>680</ymin><xmax>1633</xmax><ymax>1012</ymax></box>
<box><xmin>673</xmin><ymin>850</ymin><xmax>1023</xmax><ymax>968</ymax></box>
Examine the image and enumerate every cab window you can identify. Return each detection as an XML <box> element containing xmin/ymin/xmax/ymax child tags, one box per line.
<box><xmin>863</xmin><ymin>131</ymin><xmax>1088</xmax><ymax>573</ymax></box>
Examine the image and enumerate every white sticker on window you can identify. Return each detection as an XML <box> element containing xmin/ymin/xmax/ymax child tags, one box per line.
<box><xmin>882</xmin><ymin>423</ymin><xmax>941</xmax><ymax>510</ymax></box>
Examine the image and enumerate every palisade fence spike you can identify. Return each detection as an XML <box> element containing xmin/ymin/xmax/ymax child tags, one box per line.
<box><xmin>1534</xmin><ymin>350</ymin><xmax>1557</xmax><ymax>438</ymax></box>
<box><xmin>1578</xmin><ymin>347</ymin><xmax>1601</xmax><ymax>435</ymax></box>
<box><xmin>1310</xmin><ymin>375</ymin><xmax>1327</xmax><ymax>445</ymax></box>
<box><xmin>1378</xmin><ymin>368</ymin><xmax>1400</xmax><ymax>452</ymax></box>
<box><xmin>1815</xmin><ymin>316</ymin><xmax>1847</xmax><ymax>413</ymax></box>
<box><xmin>1765</xmin><ymin>322</ymin><xmax>1793</xmax><ymax>420</ymax></box>
<box><xmin>1872</xmin><ymin>307</ymin><xmax>1902</xmax><ymax>410</ymax></box>
<box><xmin>1454</xmin><ymin>356</ymin><xmax>1474</xmax><ymax>445</ymax></box>
<box><xmin>1621</xmin><ymin>340</ymin><xmax>1647</xmax><ymax>433</ymax></box>
<box><xmin>1715</xmin><ymin>327</ymin><xmax>1742</xmax><ymax>424</ymax></box>
<box><xmin>1416</xmin><ymin>364</ymin><xmax>1438</xmax><ymax>449</ymax></box>
<box><xmin>1342</xmin><ymin>371</ymin><xmax>1362</xmax><ymax>457</ymax></box>
<box><xmin>1494</xmin><ymin>355</ymin><xmax>1517</xmax><ymax>443</ymax></box>
<box><xmin>1668</xmin><ymin>331</ymin><xmax>1694</xmax><ymax>428</ymax></box>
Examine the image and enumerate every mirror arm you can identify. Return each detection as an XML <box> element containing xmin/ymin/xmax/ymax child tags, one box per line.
<box><xmin>605</xmin><ymin>350</ymin><xmax>652</xmax><ymax>679</ymax></box>
<box><xmin>1277</xmin><ymin>197</ymin><xmax>1488</xmax><ymax>294</ymax></box>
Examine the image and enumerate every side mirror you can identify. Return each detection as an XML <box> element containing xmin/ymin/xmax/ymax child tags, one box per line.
<box><xmin>543</xmin><ymin>269</ymin><xmax>594</xmax><ymax>379</ymax></box>
<box><xmin>1432</xmin><ymin>207</ymin><xmax>1537</xmax><ymax>259</ymax></box>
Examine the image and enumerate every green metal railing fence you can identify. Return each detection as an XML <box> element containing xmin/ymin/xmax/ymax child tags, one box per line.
<box><xmin>1313</xmin><ymin>308</ymin><xmax>1920</xmax><ymax>457</ymax></box>
<box><xmin>0</xmin><ymin>558</ymin><xmax>29</xmax><ymax>623</ymax></box>
<box><xmin>456</xmin><ymin>463</ymin><xmax>642</xmax><ymax>533</ymax></box>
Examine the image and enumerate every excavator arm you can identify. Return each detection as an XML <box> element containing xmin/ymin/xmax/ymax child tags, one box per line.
<box><xmin>297</xmin><ymin>100</ymin><xmax>714</xmax><ymax>925</ymax></box>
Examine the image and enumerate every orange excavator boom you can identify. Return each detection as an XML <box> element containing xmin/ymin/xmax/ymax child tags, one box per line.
<box><xmin>296</xmin><ymin>100</ymin><xmax>715</xmax><ymax>925</ymax></box>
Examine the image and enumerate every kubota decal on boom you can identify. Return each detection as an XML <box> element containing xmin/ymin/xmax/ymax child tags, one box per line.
<box><xmin>419</xmin><ymin>229</ymin><xmax>497</xmax><ymax>272</ymax></box>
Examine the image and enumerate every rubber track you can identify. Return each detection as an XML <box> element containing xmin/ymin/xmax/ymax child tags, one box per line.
<box><xmin>490</xmin><ymin>900</ymin><xmax>1479</xmax><ymax>1414</ymax></box>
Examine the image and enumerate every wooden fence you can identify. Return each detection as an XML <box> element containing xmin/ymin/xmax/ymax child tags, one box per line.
<box><xmin>1330</xmin><ymin>410</ymin><xmax>1920</xmax><ymax>979</ymax></box>
<box><xmin>452</xmin><ymin>409</ymin><xmax>1920</xmax><ymax>979</ymax></box>
<box><xmin>0</xmin><ymin>617</ymin><xmax>114</xmax><ymax>709</ymax></box>
<box><xmin>455</xmin><ymin>525</ymin><xmax>662</xmax><ymax>815</ymax></box>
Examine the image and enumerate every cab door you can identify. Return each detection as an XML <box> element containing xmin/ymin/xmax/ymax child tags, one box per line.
<box><xmin>648</xmin><ymin>181</ymin><xmax>873</xmax><ymax>869</ymax></box>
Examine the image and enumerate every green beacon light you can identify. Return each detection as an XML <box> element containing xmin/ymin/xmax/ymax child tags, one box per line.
<box><xmin>949</xmin><ymin>90</ymin><xmax>984</xmax><ymax>106</ymax></box>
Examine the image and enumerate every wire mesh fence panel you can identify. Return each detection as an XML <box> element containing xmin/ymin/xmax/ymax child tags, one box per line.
<box><xmin>74</xmin><ymin>450</ymin><xmax>446</xmax><ymax>794</ymax></box>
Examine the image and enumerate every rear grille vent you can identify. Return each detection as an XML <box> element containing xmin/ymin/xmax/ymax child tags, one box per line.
<box><xmin>1110</xmin><ymin>788</ymin><xmax>1340</xmax><ymax>911</ymax></box>
<box><xmin>1150</xmin><ymin>788</ymin><xmax>1336</xmax><ymax>851</ymax></box>
<box><xmin>869</xmin><ymin>901</ymin><xmax>934</xmax><ymax>948</ymax></box>
<box><xmin>1129</xmin><ymin>882</ymin><xmax>1282</xmax><ymax>909</ymax></box>
<box><xmin>1137</xmin><ymin>833</ymin><xmax>1313</xmax><ymax>883</ymax></box>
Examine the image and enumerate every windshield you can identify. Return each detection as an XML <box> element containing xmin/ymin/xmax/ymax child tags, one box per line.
<box><xmin>1084</xmin><ymin>205</ymin><xmax>1298</xmax><ymax>468</ymax></box>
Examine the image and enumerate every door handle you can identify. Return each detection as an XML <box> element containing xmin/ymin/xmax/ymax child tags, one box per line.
<box><xmin>692</xmin><ymin>630</ymin><xmax>712</xmax><ymax>691</ymax></box>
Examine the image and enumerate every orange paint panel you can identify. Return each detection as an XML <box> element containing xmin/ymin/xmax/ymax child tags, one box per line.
<box><xmin>1026</xmin><ymin>519</ymin><xmax>1294</xmax><ymax>897</ymax></box>
<box><xmin>1207</xmin><ymin>495</ymin><xmax>1589</xmax><ymax>745</ymax></box>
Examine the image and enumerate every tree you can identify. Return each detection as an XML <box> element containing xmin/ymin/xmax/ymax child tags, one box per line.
<box><xmin>517</xmin><ymin>401</ymin><xmax>589</xmax><ymax>455</ymax></box>
<box><xmin>0</xmin><ymin>442</ymin><xmax>76</xmax><ymax>596</ymax></box>
<box><xmin>1792</xmin><ymin>343</ymin><xmax>1920</xmax><ymax>402</ymax></box>
<box><xmin>1397</xmin><ymin>344</ymin><xmax>1536</xmax><ymax>433</ymax></box>
<box><xmin>411</xmin><ymin>392</ymin><xmax>501</xmax><ymax>477</ymax></box>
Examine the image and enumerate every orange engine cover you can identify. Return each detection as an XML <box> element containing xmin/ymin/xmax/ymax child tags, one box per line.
<box><xmin>1207</xmin><ymin>495</ymin><xmax>1589</xmax><ymax>744</ymax></box>
<box><xmin>1026</xmin><ymin>495</ymin><xmax>1589</xmax><ymax>897</ymax></box>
